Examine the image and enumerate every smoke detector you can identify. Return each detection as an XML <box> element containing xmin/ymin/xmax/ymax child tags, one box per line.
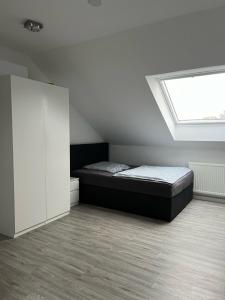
<box><xmin>88</xmin><ymin>0</ymin><xmax>102</xmax><ymax>7</ymax></box>
<box><xmin>24</xmin><ymin>19</ymin><xmax>43</xmax><ymax>32</ymax></box>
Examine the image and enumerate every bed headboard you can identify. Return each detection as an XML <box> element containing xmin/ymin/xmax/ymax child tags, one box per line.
<box><xmin>70</xmin><ymin>143</ymin><xmax>109</xmax><ymax>172</ymax></box>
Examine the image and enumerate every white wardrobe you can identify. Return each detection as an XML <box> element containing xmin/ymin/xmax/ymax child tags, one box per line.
<box><xmin>0</xmin><ymin>75</ymin><xmax>70</xmax><ymax>238</ymax></box>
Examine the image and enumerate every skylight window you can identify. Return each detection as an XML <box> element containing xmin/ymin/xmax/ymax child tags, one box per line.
<box><xmin>146</xmin><ymin>66</ymin><xmax>225</xmax><ymax>141</ymax></box>
<box><xmin>161</xmin><ymin>71</ymin><xmax>225</xmax><ymax>123</ymax></box>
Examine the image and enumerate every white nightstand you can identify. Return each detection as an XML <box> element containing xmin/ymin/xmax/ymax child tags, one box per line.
<box><xmin>70</xmin><ymin>177</ymin><xmax>79</xmax><ymax>207</ymax></box>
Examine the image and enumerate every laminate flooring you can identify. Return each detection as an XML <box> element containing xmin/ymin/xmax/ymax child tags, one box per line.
<box><xmin>0</xmin><ymin>200</ymin><xmax>225</xmax><ymax>300</ymax></box>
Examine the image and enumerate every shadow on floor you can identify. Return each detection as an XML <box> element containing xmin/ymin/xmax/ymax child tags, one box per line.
<box><xmin>0</xmin><ymin>234</ymin><xmax>11</xmax><ymax>241</ymax></box>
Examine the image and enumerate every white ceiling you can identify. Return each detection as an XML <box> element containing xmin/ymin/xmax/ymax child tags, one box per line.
<box><xmin>1</xmin><ymin>0</ymin><xmax>225</xmax><ymax>53</ymax></box>
<box><xmin>36</xmin><ymin>6</ymin><xmax>225</xmax><ymax>147</ymax></box>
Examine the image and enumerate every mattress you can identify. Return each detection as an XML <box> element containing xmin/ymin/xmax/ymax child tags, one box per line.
<box><xmin>114</xmin><ymin>165</ymin><xmax>191</xmax><ymax>184</ymax></box>
<box><xmin>72</xmin><ymin>167</ymin><xmax>193</xmax><ymax>198</ymax></box>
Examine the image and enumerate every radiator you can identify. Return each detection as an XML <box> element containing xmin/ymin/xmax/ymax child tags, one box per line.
<box><xmin>189</xmin><ymin>162</ymin><xmax>225</xmax><ymax>197</ymax></box>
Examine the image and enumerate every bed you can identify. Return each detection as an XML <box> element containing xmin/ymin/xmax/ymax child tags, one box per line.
<box><xmin>70</xmin><ymin>143</ymin><xmax>193</xmax><ymax>221</ymax></box>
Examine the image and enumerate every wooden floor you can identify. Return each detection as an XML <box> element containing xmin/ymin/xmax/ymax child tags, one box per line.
<box><xmin>1</xmin><ymin>200</ymin><xmax>225</xmax><ymax>300</ymax></box>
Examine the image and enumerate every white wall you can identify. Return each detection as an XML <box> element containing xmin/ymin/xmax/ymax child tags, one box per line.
<box><xmin>0</xmin><ymin>45</ymin><xmax>47</xmax><ymax>82</ymax></box>
<box><xmin>35</xmin><ymin>7</ymin><xmax>225</xmax><ymax>146</ymax></box>
<box><xmin>35</xmin><ymin>7</ymin><xmax>225</xmax><ymax>164</ymax></box>
<box><xmin>0</xmin><ymin>44</ymin><xmax>103</xmax><ymax>144</ymax></box>
<box><xmin>110</xmin><ymin>144</ymin><xmax>225</xmax><ymax>167</ymax></box>
<box><xmin>0</xmin><ymin>60</ymin><xmax>28</xmax><ymax>77</ymax></box>
<box><xmin>70</xmin><ymin>105</ymin><xmax>103</xmax><ymax>144</ymax></box>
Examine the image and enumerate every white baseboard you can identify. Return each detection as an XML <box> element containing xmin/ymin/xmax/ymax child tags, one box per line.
<box><xmin>194</xmin><ymin>192</ymin><xmax>225</xmax><ymax>204</ymax></box>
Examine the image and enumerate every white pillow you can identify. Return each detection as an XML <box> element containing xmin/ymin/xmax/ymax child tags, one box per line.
<box><xmin>84</xmin><ymin>161</ymin><xmax>130</xmax><ymax>174</ymax></box>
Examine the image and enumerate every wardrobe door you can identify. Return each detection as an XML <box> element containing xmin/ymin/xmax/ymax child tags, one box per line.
<box><xmin>45</xmin><ymin>85</ymin><xmax>70</xmax><ymax>220</ymax></box>
<box><xmin>11</xmin><ymin>76</ymin><xmax>46</xmax><ymax>233</ymax></box>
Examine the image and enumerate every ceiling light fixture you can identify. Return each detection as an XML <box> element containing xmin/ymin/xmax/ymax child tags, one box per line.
<box><xmin>88</xmin><ymin>0</ymin><xmax>102</xmax><ymax>7</ymax></box>
<box><xmin>24</xmin><ymin>19</ymin><xmax>43</xmax><ymax>32</ymax></box>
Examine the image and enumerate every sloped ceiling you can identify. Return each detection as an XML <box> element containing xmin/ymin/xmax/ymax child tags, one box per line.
<box><xmin>1</xmin><ymin>0</ymin><xmax>225</xmax><ymax>53</ymax></box>
<box><xmin>35</xmin><ymin>7</ymin><xmax>225</xmax><ymax>147</ymax></box>
<box><xmin>0</xmin><ymin>45</ymin><xmax>48</xmax><ymax>82</ymax></box>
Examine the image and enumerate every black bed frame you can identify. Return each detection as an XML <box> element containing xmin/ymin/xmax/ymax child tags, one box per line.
<box><xmin>70</xmin><ymin>143</ymin><xmax>193</xmax><ymax>222</ymax></box>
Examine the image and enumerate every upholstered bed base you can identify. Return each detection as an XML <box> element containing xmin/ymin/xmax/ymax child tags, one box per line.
<box><xmin>79</xmin><ymin>183</ymin><xmax>193</xmax><ymax>222</ymax></box>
